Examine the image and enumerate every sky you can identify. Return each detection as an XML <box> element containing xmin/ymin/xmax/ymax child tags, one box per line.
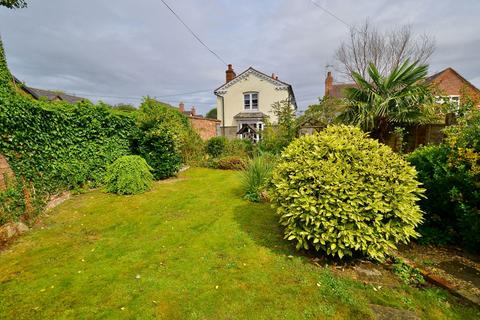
<box><xmin>1</xmin><ymin>0</ymin><xmax>479</xmax><ymax>115</ymax></box>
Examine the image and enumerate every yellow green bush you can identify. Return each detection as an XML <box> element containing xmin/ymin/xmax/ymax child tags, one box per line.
<box><xmin>269</xmin><ymin>125</ymin><xmax>424</xmax><ymax>261</ymax></box>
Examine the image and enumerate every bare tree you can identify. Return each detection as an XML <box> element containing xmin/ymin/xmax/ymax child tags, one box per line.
<box><xmin>335</xmin><ymin>20</ymin><xmax>435</xmax><ymax>81</ymax></box>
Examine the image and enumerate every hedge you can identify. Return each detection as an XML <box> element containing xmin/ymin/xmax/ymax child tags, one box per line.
<box><xmin>0</xmin><ymin>39</ymin><xmax>137</xmax><ymax>223</ymax></box>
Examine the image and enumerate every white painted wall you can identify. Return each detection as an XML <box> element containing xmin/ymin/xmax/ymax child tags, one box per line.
<box><xmin>216</xmin><ymin>71</ymin><xmax>294</xmax><ymax>127</ymax></box>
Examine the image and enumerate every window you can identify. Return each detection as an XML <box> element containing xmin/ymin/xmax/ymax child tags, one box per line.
<box><xmin>435</xmin><ymin>95</ymin><xmax>460</xmax><ymax>108</ymax></box>
<box><xmin>244</xmin><ymin>92</ymin><xmax>258</xmax><ymax>110</ymax></box>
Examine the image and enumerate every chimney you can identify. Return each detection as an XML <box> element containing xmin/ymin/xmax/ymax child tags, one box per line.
<box><xmin>226</xmin><ymin>64</ymin><xmax>236</xmax><ymax>83</ymax></box>
<box><xmin>325</xmin><ymin>71</ymin><xmax>333</xmax><ymax>97</ymax></box>
<box><xmin>179</xmin><ymin>102</ymin><xmax>185</xmax><ymax>113</ymax></box>
<box><xmin>190</xmin><ymin>106</ymin><xmax>196</xmax><ymax>116</ymax></box>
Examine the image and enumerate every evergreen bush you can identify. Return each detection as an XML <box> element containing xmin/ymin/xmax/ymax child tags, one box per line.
<box><xmin>408</xmin><ymin>109</ymin><xmax>480</xmax><ymax>250</ymax></box>
<box><xmin>105</xmin><ymin>155</ymin><xmax>153</xmax><ymax>195</ymax></box>
<box><xmin>136</xmin><ymin>98</ymin><xmax>197</xmax><ymax>179</ymax></box>
<box><xmin>216</xmin><ymin>156</ymin><xmax>246</xmax><ymax>170</ymax></box>
<box><xmin>205</xmin><ymin>136</ymin><xmax>227</xmax><ymax>158</ymax></box>
<box><xmin>269</xmin><ymin>125</ymin><xmax>424</xmax><ymax>261</ymax></box>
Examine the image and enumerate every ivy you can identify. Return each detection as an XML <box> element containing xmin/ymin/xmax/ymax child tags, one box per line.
<box><xmin>0</xmin><ymin>39</ymin><xmax>138</xmax><ymax>223</ymax></box>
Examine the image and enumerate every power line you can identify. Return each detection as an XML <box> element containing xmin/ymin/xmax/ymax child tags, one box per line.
<box><xmin>309</xmin><ymin>0</ymin><xmax>353</xmax><ymax>30</ymax></box>
<box><xmin>160</xmin><ymin>0</ymin><xmax>227</xmax><ymax>65</ymax></box>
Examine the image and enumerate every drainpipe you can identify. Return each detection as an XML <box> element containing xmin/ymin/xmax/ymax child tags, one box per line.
<box><xmin>221</xmin><ymin>95</ymin><xmax>225</xmax><ymax>136</ymax></box>
<box><xmin>214</xmin><ymin>92</ymin><xmax>225</xmax><ymax>137</ymax></box>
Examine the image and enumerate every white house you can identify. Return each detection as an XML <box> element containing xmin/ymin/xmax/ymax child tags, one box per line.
<box><xmin>214</xmin><ymin>64</ymin><xmax>297</xmax><ymax>141</ymax></box>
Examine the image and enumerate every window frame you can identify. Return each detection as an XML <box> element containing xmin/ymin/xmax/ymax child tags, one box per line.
<box><xmin>243</xmin><ymin>92</ymin><xmax>259</xmax><ymax>111</ymax></box>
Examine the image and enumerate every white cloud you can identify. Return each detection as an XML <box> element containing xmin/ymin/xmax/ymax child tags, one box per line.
<box><xmin>1</xmin><ymin>0</ymin><xmax>479</xmax><ymax>113</ymax></box>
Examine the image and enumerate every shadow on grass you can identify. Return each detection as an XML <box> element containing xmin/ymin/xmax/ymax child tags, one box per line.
<box><xmin>233</xmin><ymin>201</ymin><xmax>366</xmax><ymax>267</ymax></box>
<box><xmin>233</xmin><ymin>202</ymin><xmax>298</xmax><ymax>256</ymax></box>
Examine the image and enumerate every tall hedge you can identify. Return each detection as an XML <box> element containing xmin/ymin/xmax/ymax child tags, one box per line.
<box><xmin>0</xmin><ymin>39</ymin><xmax>137</xmax><ymax>223</ymax></box>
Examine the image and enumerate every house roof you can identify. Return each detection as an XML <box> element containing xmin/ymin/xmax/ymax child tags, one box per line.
<box><xmin>426</xmin><ymin>67</ymin><xmax>480</xmax><ymax>94</ymax></box>
<box><xmin>237</xmin><ymin>124</ymin><xmax>257</xmax><ymax>135</ymax></box>
<box><xmin>12</xmin><ymin>76</ymin><xmax>87</xmax><ymax>103</ymax></box>
<box><xmin>233</xmin><ymin>111</ymin><xmax>269</xmax><ymax>120</ymax></box>
<box><xmin>22</xmin><ymin>86</ymin><xmax>86</xmax><ymax>103</ymax></box>
<box><xmin>214</xmin><ymin>67</ymin><xmax>297</xmax><ymax>109</ymax></box>
<box><xmin>328</xmin><ymin>83</ymin><xmax>357</xmax><ymax>99</ymax></box>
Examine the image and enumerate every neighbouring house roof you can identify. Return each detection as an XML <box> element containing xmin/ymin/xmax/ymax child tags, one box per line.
<box><xmin>327</xmin><ymin>67</ymin><xmax>480</xmax><ymax>100</ymax></box>
<box><xmin>426</xmin><ymin>67</ymin><xmax>480</xmax><ymax>94</ymax></box>
<box><xmin>328</xmin><ymin>83</ymin><xmax>357</xmax><ymax>99</ymax></box>
<box><xmin>13</xmin><ymin>76</ymin><xmax>87</xmax><ymax>103</ymax></box>
<box><xmin>233</xmin><ymin>111</ymin><xmax>269</xmax><ymax>120</ymax></box>
<box><xmin>214</xmin><ymin>67</ymin><xmax>297</xmax><ymax>109</ymax></box>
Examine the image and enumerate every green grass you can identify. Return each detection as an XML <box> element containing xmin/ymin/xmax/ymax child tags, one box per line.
<box><xmin>0</xmin><ymin>168</ymin><xmax>478</xmax><ymax>319</ymax></box>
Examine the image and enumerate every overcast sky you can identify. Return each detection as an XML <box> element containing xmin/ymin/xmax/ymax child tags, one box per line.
<box><xmin>1</xmin><ymin>0</ymin><xmax>479</xmax><ymax>114</ymax></box>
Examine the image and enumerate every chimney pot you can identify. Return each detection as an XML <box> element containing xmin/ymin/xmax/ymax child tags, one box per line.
<box><xmin>191</xmin><ymin>106</ymin><xmax>196</xmax><ymax>116</ymax></box>
<box><xmin>179</xmin><ymin>102</ymin><xmax>185</xmax><ymax>112</ymax></box>
<box><xmin>226</xmin><ymin>64</ymin><xmax>236</xmax><ymax>83</ymax></box>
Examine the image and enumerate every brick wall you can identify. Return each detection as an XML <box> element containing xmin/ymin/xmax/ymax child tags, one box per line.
<box><xmin>430</xmin><ymin>68</ymin><xmax>480</xmax><ymax>102</ymax></box>
<box><xmin>0</xmin><ymin>154</ymin><xmax>14</xmax><ymax>191</ymax></box>
<box><xmin>189</xmin><ymin>117</ymin><xmax>220</xmax><ymax>140</ymax></box>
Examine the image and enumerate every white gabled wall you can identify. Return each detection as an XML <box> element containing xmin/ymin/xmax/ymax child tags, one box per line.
<box><xmin>216</xmin><ymin>71</ymin><xmax>293</xmax><ymax>127</ymax></box>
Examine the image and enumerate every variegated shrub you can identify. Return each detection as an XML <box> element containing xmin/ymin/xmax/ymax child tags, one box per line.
<box><xmin>269</xmin><ymin>125</ymin><xmax>424</xmax><ymax>261</ymax></box>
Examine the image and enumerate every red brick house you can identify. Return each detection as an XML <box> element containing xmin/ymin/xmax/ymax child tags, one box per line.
<box><xmin>426</xmin><ymin>68</ymin><xmax>480</xmax><ymax>107</ymax></box>
<box><xmin>322</xmin><ymin>67</ymin><xmax>480</xmax><ymax>150</ymax></box>
<box><xmin>324</xmin><ymin>68</ymin><xmax>480</xmax><ymax>106</ymax></box>
<box><xmin>178</xmin><ymin>102</ymin><xmax>220</xmax><ymax>140</ymax></box>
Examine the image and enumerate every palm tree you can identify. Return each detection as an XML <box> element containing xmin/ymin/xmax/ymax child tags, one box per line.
<box><xmin>339</xmin><ymin>60</ymin><xmax>434</xmax><ymax>142</ymax></box>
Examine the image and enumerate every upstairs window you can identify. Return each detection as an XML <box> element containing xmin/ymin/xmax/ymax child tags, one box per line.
<box><xmin>244</xmin><ymin>92</ymin><xmax>258</xmax><ymax>110</ymax></box>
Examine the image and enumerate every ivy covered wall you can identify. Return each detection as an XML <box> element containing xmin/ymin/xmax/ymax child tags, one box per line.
<box><xmin>0</xmin><ymin>39</ymin><xmax>138</xmax><ymax>224</ymax></box>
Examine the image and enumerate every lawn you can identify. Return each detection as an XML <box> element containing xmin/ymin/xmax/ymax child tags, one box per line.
<box><xmin>0</xmin><ymin>168</ymin><xmax>478</xmax><ymax>319</ymax></box>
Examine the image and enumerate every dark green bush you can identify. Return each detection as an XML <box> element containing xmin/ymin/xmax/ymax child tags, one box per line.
<box><xmin>105</xmin><ymin>155</ymin><xmax>153</xmax><ymax>195</ymax></box>
<box><xmin>216</xmin><ymin>156</ymin><xmax>246</xmax><ymax>170</ymax></box>
<box><xmin>270</xmin><ymin>125</ymin><xmax>424</xmax><ymax>261</ymax></box>
<box><xmin>138</xmin><ymin>127</ymin><xmax>181</xmax><ymax>180</ymax></box>
<box><xmin>136</xmin><ymin>98</ymin><xmax>196</xmax><ymax>179</ymax></box>
<box><xmin>206</xmin><ymin>136</ymin><xmax>227</xmax><ymax>158</ymax></box>
<box><xmin>408</xmin><ymin>110</ymin><xmax>480</xmax><ymax>250</ymax></box>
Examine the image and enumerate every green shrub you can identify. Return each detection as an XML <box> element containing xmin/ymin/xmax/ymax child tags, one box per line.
<box><xmin>242</xmin><ymin>153</ymin><xmax>277</xmax><ymax>202</ymax></box>
<box><xmin>138</xmin><ymin>127</ymin><xmax>181</xmax><ymax>180</ymax></box>
<box><xmin>206</xmin><ymin>136</ymin><xmax>227</xmax><ymax>158</ymax></box>
<box><xmin>216</xmin><ymin>156</ymin><xmax>246</xmax><ymax>170</ymax></box>
<box><xmin>181</xmin><ymin>128</ymin><xmax>205</xmax><ymax>166</ymax></box>
<box><xmin>269</xmin><ymin>125</ymin><xmax>424</xmax><ymax>261</ymax></box>
<box><xmin>408</xmin><ymin>110</ymin><xmax>480</xmax><ymax>250</ymax></box>
<box><xmin>104</xmin><ymin>156</ymin><xmax>153</xmax><ymax>195</ymax></box>
<box><xmin>225</xmin><ymin>139</ymin><xmax>253</xmax><ymax>158</ymax></box>
<box><xmin>136</xmin><ymin>98</ymin><xmax>191</xmax><ymax>179</ymax></box>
